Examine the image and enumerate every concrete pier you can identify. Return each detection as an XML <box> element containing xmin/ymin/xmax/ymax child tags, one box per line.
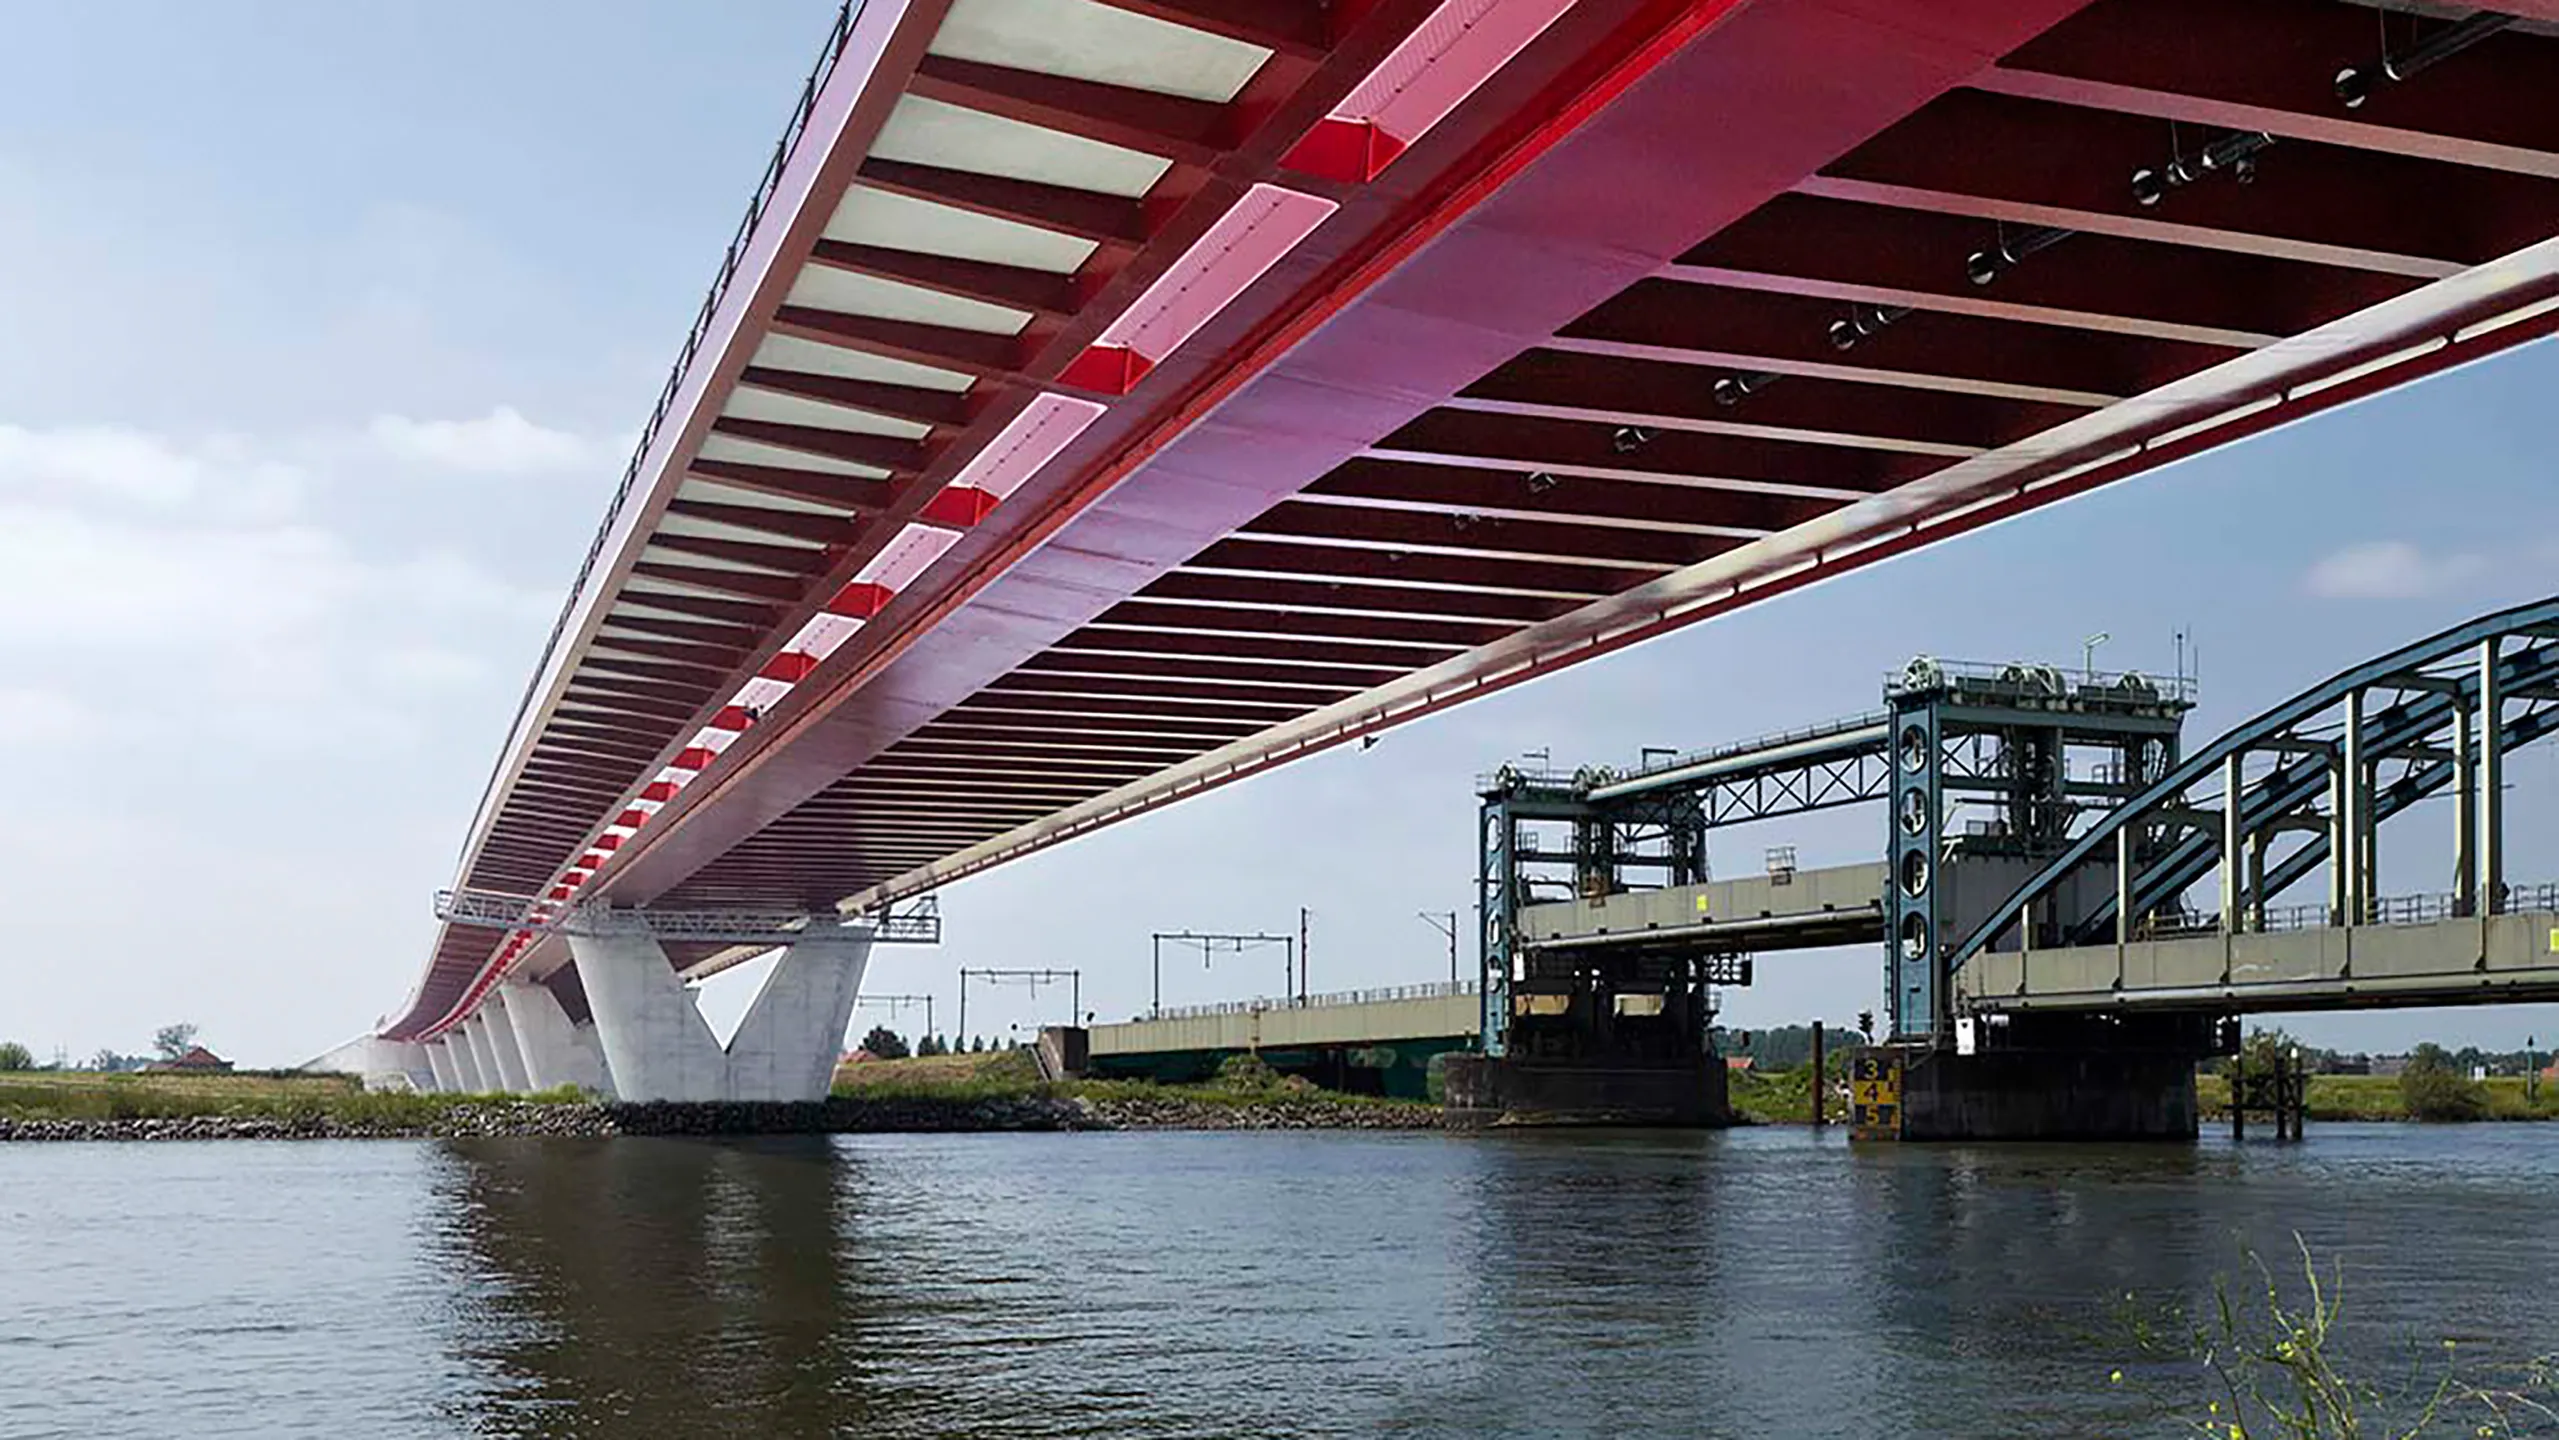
<box><xmin>1894</xmin><ymin>1047</ymin><xmax>2198</xmax><ymax>1141</ymax></box>
<box><xmin>1440</xmin><ymin>1056</ymin><xmax>1730</xmax><ymax>1127</ymax></box>
<box><xmin>567</xmin><ymin>922</ymin><xmax>872</xmax><ymax>1102</ymax></box>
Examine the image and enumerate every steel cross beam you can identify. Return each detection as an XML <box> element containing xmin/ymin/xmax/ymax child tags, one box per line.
<box><xmin>432</xmin><ymin>888</ymin><xmax>940</xmax><ymax>946</ymax></box>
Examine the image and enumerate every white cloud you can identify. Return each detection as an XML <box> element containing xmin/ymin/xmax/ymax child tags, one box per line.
<box><xmin>366</xmin><ymin>405</ymin><xmax>611</xmax><ymax>475</ymax></box>
<box><xmin>2302</xmin><ymin>541</ymin><xmax>2486</xmax><ymax>600</ymax></box>
<box><xmin>0</xmin><ymin>420</ymin><xmax>557</xmax><ymax>753</ymax></box>
<box><xmin>0</xmin><ymin>687</ymin><xmax>90</xmax><ymax>747</ymax></box>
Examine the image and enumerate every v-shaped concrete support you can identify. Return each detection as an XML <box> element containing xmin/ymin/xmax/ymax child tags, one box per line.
<box><xmin>568</xmin><ymin>923</ymin><xmax>873</xmax><ymax>1102</ymax></box>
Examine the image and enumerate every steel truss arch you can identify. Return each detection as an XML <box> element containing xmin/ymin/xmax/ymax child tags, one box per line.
<box><xmin>1949</xmin><ymin>596</ymin><xmax>2559</xmax><ymax>970</ymax></box>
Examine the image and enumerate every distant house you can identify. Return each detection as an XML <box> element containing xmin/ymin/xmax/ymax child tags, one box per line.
<box><xmin>1724</xmin><ymin>1056</ymin><xmax>1754</xmax><ymax>1072</ymax></box>
<box><xmin>145</xmin><ymin>1045</ymin><xmax>233</xmax><ymax>1073</ymax></box>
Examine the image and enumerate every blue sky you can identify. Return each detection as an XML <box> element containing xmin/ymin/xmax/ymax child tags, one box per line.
<box><xmin>2</xmin><ymin>3</ymin><xmax>2553</xmax><ymax>1064</ymax></box>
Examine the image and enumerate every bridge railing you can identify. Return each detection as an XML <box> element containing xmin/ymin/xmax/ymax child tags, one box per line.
<box><xmin>1147</xmin><ymin>979</ymin><xmax>1479</xmax><ymax>1022</ymax></box>
<box><xmin>471</xmin><ymin>0</ymin><xmax>869</xmax><ymax>855</ymax></box>
<box><xmin>2130</xmin><ymin>881</ymin><xmax>2559</xmax><ymax>942</ymax></box>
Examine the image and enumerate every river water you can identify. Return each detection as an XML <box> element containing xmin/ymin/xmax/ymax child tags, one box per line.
<box><xmin>2</xmin><ymin>1125</ymin><xmax>2554</xmax><ymax>1438</ymax></box>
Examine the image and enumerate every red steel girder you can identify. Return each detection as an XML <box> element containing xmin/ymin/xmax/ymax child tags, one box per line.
<box><xmin>1992</xmin><ymin>0</ymin><xmax>2559</xmax><ymax>179</ymax></box>
<box><xmin>707</xmin><ymin>416</ymin><xmax>932</xmax><ymax>474</ymax></box>
<box><xmin>1237</xmin><ymin>496</ymin><xmax>1750</xmax><ymax>571</ymax></box>
<box><xmin>1086</xmin><ymin>601</ymin><xmax>1513</xmax><ymax>650</ymax></box>
<box><xmin>808</xmin><ymin>237</ymin><xmax>1085</xmax><ymax>319</ymax></box>
<box><xmin>733</xmin><ymin>365</ymin><xmax>981</xmax><ymax>430</ymax></box>
<box><xmin>1305</xmin><ymin>453</ymin><xmax>1849</xmax><ymax>534</ymax></box>
<box><xmin>687</xmin><ymin>458</ymin><xmax>896</xmax><ymax>512</ymax></box>
<box><xmin>1817</xmin><ymin>86</ymin><xmax>2552</xmax><ymax>275</ymax></box>
<box><xmin>1558</xmin><ymin>279</ymin><xmax>2212</xmax><ymax>402</ymax></box>
<box><xmin>852</xmin><ymin>158</ymin><xmax>1153</xmax><ymax>248</ymax></box>
<box><xmin>629</xmin><ymin>561</ymin><xmax>811</xmax><ymax>604</ymax></box>
<box><xmin>1185</xmin><ymin>536</ymin><xmax>1654</xmax><ymax>597</ymax></box>
<box><xmin>1680</xmin><ymin>191</ymin><xmax>2415</xmax><ymax>346</ymax></box>
<box><xmin>907</xmin><ymin>54</ymin><xmax>1231</xmax><ymax>166</ymax></box>
<box><xmin>664</xmin><ymin>500</ymin><xmax>865</xmax><ymax>546</ymax></box>
<box><xmin>1394</xmin><ymin>389</ymin><xmax>1941</xmax><ymax>492</ymax></box>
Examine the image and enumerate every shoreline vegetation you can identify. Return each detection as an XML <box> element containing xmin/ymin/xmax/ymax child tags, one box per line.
<box><xmin>0</xmin><ymin>1050</ymin><xmax>1440</xmax><ymax>1142</ymax></box>
<box><xmin>7</xmin><ymin>1051</ymin><xmax>2556</xmax><ymax>1141</ymax></box>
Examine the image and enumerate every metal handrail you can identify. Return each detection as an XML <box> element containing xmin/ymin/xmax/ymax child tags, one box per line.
<box><xmin>1144</xmin><ymin>979</ymin><xmax>1480</xmax><ymax>1022</ymax></box>
<box><xmin>2130</xmin><ymin>881</ymin><xmax>2559</xmax><ymax>941</ymax></box>
<box><xmin>464</xmin><ymin>1</ymin><xmax>868</xmax><ymax>867</ymax></box>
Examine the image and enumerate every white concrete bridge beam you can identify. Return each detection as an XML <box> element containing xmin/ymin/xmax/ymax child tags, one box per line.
<box><xmin>568</xmin><ymin>923</ymin><xmax>873</xmax><ymax>1102</ymax></box>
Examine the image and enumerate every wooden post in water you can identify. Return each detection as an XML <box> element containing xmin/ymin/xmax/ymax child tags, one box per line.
<box><xmin>2231</xmin><ymin>1056</ymin><xmax>2245</xmax><ymax>1142</ymax></box>
<box><xmin>1810</xmin><ymin>1021</ymin><xmax>1826</xmax><ymax>1129</ymax></box>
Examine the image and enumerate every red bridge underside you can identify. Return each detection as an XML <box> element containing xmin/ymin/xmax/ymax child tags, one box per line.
<box><xmin>391</xmin><ymin>0</ymin><xmax>2559</xmax><ymax>1040</ymax></box>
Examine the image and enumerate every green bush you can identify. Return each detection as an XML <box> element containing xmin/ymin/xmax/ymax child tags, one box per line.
<box><xmin>1213</xmin><ymin>1052</ymin><xmax>1282</xmax><ymax>1091</ymax></box>
<box><xmin>2400</xmin><ymin>1063</ymin><xmax>2489</xmax><ymax>1123</ymax></box>
<box><xmin>0</xmin><ymin>1042</ymin><xmax>32</xmax><ymax>1071</ymax></box>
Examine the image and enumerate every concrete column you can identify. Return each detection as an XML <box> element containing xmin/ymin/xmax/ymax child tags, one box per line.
<box><xmin>448</xmin><ymin>1025</ymin><xmax>489</xmax><ymax>1092</ymax></box>
<box><xmin>424</xmin><ymin>1040</ymin><xmax>460</xmax><ymax>1094</ymax></box>
<box><xmin>462</xmin><ymin>1015</ymin><xmax>505</xmax><ymax>1095</ymax></box>
<box><xmin>501</xmin><ymin>979</ymin><xmax>612</xmax><ymax>1096</ymax></box>
<box><xmin>480</xmin><ymin>990</ymin><xmax>534</xmax><ymax>1093</ymax></box>
<box><xmin>569</xmin><ymin>922</ymin><xmax>874</xmax><ymax>1102</ymax></box>
<box><xmin>727</xmin><ymin>929</ymin><xmax>872</xmax><ymax>1102</ymax></box>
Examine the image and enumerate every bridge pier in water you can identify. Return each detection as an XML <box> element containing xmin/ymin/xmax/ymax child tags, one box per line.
<box><xmin>567</xmin><ymin>923</ymin><xmax>872</xmax><ymax>1103</ymax></box>
<box><xmin>1882</xmin><ymin>1016</ymin><xmax>2209</xmax><ymax>1142</ymax></box>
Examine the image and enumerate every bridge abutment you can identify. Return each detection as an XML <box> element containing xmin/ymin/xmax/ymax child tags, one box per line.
<box><xmin>568</xmin><ymin>924</ymin><xmax>872</xmax><ymax>1103</ymax></box>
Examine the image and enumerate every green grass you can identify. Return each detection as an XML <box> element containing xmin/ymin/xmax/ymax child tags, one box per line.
<box><xmin>2200</xmin><ymin>1071</ymin><xmax>2559</xmax><ymax>1123</ymax></box>
<box><xmin>831</xmin><ymin>1049</ymin><xmax>1434</xmax><ymax>1113</ymax></box>
<box><xmin>0</xmin><ymin>1071</ymin><xmax>585</xmax><ymax>1125</ymax></box>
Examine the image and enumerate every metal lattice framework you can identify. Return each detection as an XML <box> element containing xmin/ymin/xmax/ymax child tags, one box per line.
<box><xmin>433</xmin><ymin>888</ymin><xmax>940</xmax><ymax>946</ymax></box>
<box><xmin>1950</xmin><ymin>596</ymin><xmax>2559</xmax><ymax>968</ymax></box>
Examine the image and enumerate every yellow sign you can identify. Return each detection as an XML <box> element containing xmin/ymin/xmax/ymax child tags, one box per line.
<box><xmin>2548</xmin><ymin>927</ymin><xmax>2558</xmax><ymax>954</ymax></box>
<box><xmin>1695</xmin><ymin>895</ymin><xmax>1712</xmax><ymax>915</ymax></box>
<box><xmin>1849</xmin><ymin>1052</ymin><xmax>1903</xmax><ymax>1141</ymax></box>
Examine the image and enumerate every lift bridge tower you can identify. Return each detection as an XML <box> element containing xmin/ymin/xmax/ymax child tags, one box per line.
<box><xmin>1451</xmin><ymin>657</ymin><xmax>2193</xmax><ymax>1125</ymax></box>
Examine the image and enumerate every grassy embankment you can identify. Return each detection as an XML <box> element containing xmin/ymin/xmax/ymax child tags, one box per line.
<box><xmin>1728</xmin><ymin>1063</ymin><xmax>2559</xmax><ymax>1124</ymax></box>
<box><xmin>832</xmin><ymin>1048</ymin><xmax>1434</xmax><ymax>1115</ymax></box>
<box><xmin>0</xmin><ymin>1069</ymin><xmax>582</xmax><ymax>1124</ymax></box>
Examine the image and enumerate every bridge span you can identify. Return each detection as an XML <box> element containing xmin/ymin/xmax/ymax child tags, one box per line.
<box><xmin>371</xmin><ymin>0</ymin><xmax>2559</xmax><ymax>1105</ymax></box>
